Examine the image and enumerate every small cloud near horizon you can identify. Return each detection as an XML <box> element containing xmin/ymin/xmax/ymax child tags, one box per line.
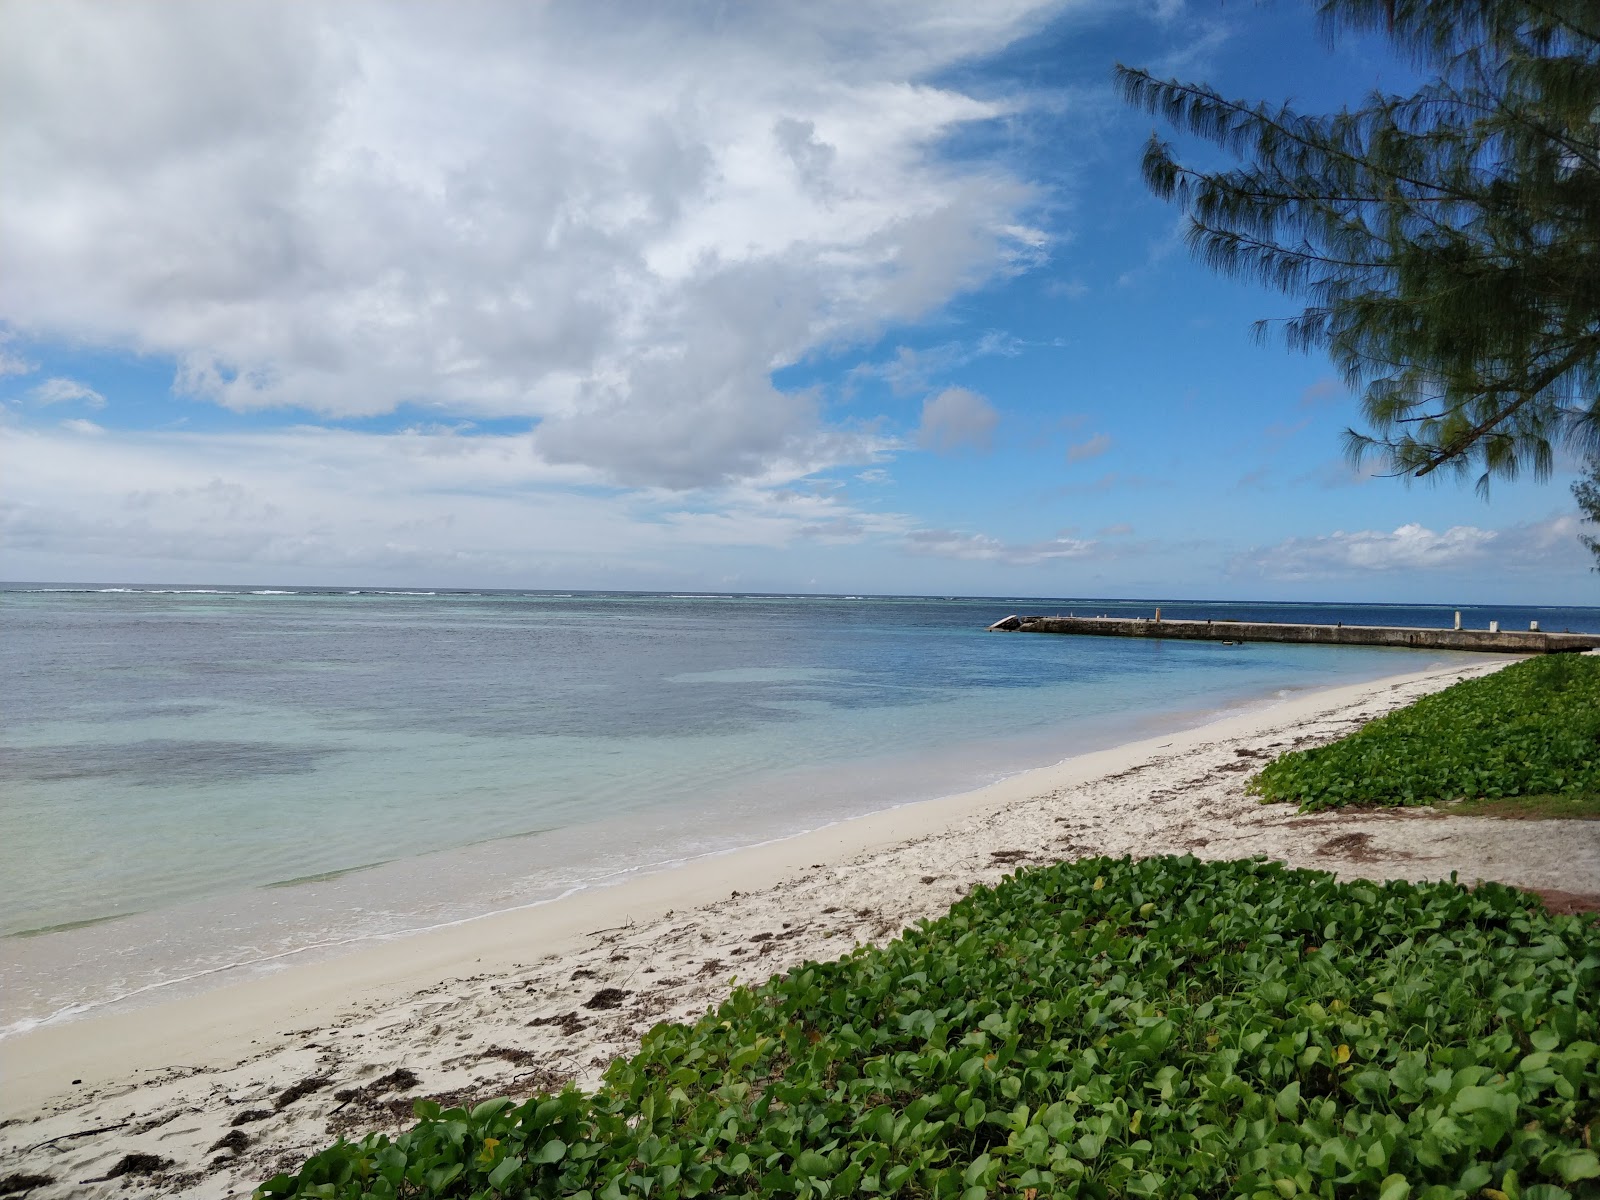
<box><xmin>1228</xmin><ymin>517</ymin><xmax>1586</xmax><ymax>578</ymax></box>
<box><xmin>905</xmin><ymin>527</ymin><xmax>1095</xmax><ymax>566</ymax></box>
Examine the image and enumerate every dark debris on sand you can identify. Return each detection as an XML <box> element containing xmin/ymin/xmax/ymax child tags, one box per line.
<box><xmin>0</xmin><ymin>1175</ymin><xmax>56</xmax><ymax>1198</ymax></box>
<box><xmin>208</xmin><ymin>1129</ymin><xmax>250</xmax><ymax>1156</ymax></box>
<box><xmin>275</xmin><ymin>1075</ymin><xmax>332</xmax><ymax>1110</ymax></box>
<box><xmin>527</xmin><ymin>1011</ymin><xmax>586</xmax><ymax>1036</ymax></box>
<box><xmin>83</xmin><ymin>1153</ymin><xmax>171</xmax><ymax>1183</ymax></box>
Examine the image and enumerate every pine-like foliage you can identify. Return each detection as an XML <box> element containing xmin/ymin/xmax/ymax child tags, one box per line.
<box><xmin>1575</xmin><ymin>454</ymin><xmax>1600</xmax><ymax>567</ymax></box>
<box><xmin>1117</xmin><ymin>0</ymin><xmax>1600</xmax><ymax>492</ymax></box>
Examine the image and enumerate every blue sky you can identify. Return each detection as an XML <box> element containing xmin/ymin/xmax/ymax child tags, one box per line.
<box><xmin>1</xmin><ymin>0</ymin><xmax>1592</xmax><ymax>603</ymax></box>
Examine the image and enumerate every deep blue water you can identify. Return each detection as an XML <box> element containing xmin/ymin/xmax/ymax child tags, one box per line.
<box><xmin>2</xmin><ymin>585</ymin><xmax>1594</xmax><ymax>1029</ymax></box>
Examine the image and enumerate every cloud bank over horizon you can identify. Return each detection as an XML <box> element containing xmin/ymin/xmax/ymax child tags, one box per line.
<box><xmin>1</xmin><ymin>0</ymin><xmax>1592</xmax><ymax>600</ymax></box>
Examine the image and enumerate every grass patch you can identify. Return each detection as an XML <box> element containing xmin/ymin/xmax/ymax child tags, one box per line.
<box><xmin>1250</xmin><ymin>655</ymin><xmax>1600</xmax><ymax>813</ymax></box>
<box><xmin>256</xmin><ymin>855</ymin><xmax>1600</xmax><ymax>1200</ymax></box>
<box><xmin>1438</xmin><ymin>793</ymin><xmax>1600</xmax><ymax>821</ymax></box>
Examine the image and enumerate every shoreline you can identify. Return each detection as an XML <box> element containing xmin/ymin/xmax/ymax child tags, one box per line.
<box><xmin>0</xmin><ymin>647</ymin><xmax>1437</xmax><ymax>1038</ymax></box>
<box><xmin>0</xmin><ymin>658</ymin><xmax>1465</xmax><ymax>1086</ymax></box>
<box><xmin>5</xmin><ymin>655</ymin><xmax>1598</xmax><ymax>1198</ymax></box>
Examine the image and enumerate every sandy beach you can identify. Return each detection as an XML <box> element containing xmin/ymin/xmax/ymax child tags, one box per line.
<box><xmin>3</xmin><ymin>656</ymin><xmax>1597</xmax><ymax>1199</ymax></box>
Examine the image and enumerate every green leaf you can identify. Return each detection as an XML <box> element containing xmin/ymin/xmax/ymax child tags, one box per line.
<box><xmin>1545</xmin><ymin>1150</ymin><xmax>1599</xmax><ymax>1183</ymax></box>
<box><xmin>531</xmin><ymin>1137</ymin><xmax>568</xmax><ymax>1165</ymax></box>
<box><xmin>963</xmin><ymin>1153</ymin><xmax>992</xmax><ymax>1186</ymax></box>
<box><xmin>1274</xmin><ymin>1081</ymin><xmax>1300</xmax><ymax>1119</ymax></box>
<box><xmin>487</xmin><ymin>1155</ymin><xmax>524</xmax><ymax>1189</ymax></box>
<box><xmin>795</xmin><ymin>1150</ymin><xmax>834</xmax><ymax>1178</ymax></box>
<box><xmin>471</xmin><ymin>1098</ymin><xmax>515</xmax><ymax>1122</ymax></box>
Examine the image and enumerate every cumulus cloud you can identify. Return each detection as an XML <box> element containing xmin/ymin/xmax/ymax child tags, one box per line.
<box><xmin>916</xmin><ymin>386</ymin><xmax>1000</xmax><ymax>453</ymax></box>
<box><xmin>1066</xmin><ymin>432</ymin><xmax>1110</xmax><ymax>462</ymax></box>
<box><xmin>905</xmin><ymin>527</ymin><xmax>1093</xmax><ymax>565</ymax></box>
<box><xmin>0</xmin><ymin>1</ymin><xmax>1062</xmax><ymax>488</ymax></box>
<box><xmin>1228</xmin><ymin>518</ymin><xmax>1586</xmax><ymax>579</ymax></box>
<box><xmin>30</xmin><ymin>377</ymin><xmax>106</xmax><ymax>408</ymax></box>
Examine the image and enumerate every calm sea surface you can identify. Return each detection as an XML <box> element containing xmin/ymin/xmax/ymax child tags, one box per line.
<box><xmin>3</xmin><ymin>586</ymin><xmax>1596</xmax><ymax>1031</ymax></box>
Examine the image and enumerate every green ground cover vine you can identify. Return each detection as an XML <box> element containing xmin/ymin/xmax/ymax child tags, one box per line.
<box><xmin>1250</xmin><ymin>656</ymin><xmax>1600</xmax><ymax>813</ymax></box>
<box><xmin>257</xmin><ymin>855</ymin><xmax>1600</xmax><ymax>1200</ymax></box>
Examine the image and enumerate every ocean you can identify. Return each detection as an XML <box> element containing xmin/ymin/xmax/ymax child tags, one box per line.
<box><xmin>3</xmin><ymin>585</ymin><xmax>1595</xmax><ymax>1033</ymax></box>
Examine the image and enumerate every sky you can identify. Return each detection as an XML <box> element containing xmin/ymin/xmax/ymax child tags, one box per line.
<box><xmin>1</xmin><ymin>0</ymin><xmax>1594</xmax><ymax>604</ymax></box>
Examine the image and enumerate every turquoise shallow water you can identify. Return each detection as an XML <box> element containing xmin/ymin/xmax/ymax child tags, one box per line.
<box><xmin>2</xmin><ymin>587</ymin><xmax>1594</xmax><ymax>1030</ymax></box>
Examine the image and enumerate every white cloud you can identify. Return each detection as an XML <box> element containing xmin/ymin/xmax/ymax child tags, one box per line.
<box><xmin>3</xmin><ymin>419</ymin><xmax>1141</xmax><ymax>585</ymax></box>
<box><xmin>1228</xmin><ymin>518</ymin><xmax>1587</xmax><ymax>578</ymax></box>
<box><xmin>60</xmin><ymin>417</ymin><xmax>105</xmax><ymax>434</ymax></box>
<box><xmin>1066</xmin><ymin>431</ymin><xmax>1110</xmax><ymax>462</ymax></box>
<box><xmin>849</xmin><ymin>330</ymin><xmax>1025</xmax><ymax>397</ymax></box>
<box><xmin>29</xmin><ymin>376</ymin><xmax>106</xmax><ymax>408</ymax></box>
<box><xmin>0</xmin><ymin>340</ymin><xmax>35</xmax><ymax>377</ymax></box>
<box><xmin>0</xmin><ymin>422</ymin><xmax>913</xmax><ymax>582</ymax></box>
<box><xmin>905</xmin><ymin>527</ymin><xmax>1093</xmax><ymax>565</ymax></box>
<box><xmin>917</xmin><ymin>386</ymin><xmax>1000</xmax><ymax>453</ymax></box>
<box><xmin>851</xmin><ymin>344</ymin><xmax>970</xmax><ymax>397</ymax></box>
<box><xmin>0</xmin><ymin>1</ymin><xmax>1067</xmax><ymax>488</ymax></box>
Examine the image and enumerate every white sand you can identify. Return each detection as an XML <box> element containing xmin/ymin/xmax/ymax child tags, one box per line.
<box><xmin>2</xmin><ymin>657</ymin><xmax>1596</xmax><ymax>1198</ymax></box>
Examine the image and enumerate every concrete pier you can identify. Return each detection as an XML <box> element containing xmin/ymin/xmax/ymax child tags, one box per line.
<box><xmin>986</xmin><ymin>614</ymin><xmax>1600</xmax><ymax>654</ymax></box>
